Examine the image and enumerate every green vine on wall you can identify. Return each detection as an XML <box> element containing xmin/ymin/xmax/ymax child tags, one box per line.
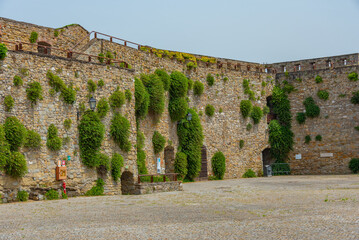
<box><xmin>110</xmin><ymin>112</ymin><xmax>131</xmax><ymax>152</ymax></box>
<box><xmin>46</xmin><ymin>71</ymin><xmax>76</xmax><ymax>104</ymax></box>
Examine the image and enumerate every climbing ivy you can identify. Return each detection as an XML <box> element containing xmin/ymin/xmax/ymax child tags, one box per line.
<box><xmin>0</xmin><ymin>43</ymin><xmax>7</xmax><ymax>60</ymax></box>
<box><xmin>109</xmin><ymin>88</ymin><xmax>125</xmax><ymax>109</ymax></box>
<box><xmin>96</xmin><ymin>97</ymin><xmax>109</xmax><ymax>119</ymax></box>
<box><xmin>24</xmin><ymin>130</ymin><xmax>42</xmax><ymax>148</ymax></box>
<box><xmin>46</xmin><ymin>71</ymin><xmax>76</xmax><ymax>104</ymax></box>
<box><xmin>46</xmin><ymin>124</ymin><xmax>62</xmax><ymax>151</ymax></box>
<box><xmin>4</xmin><ymin>116</ymin><xmax>26</xmax><ymax>151</ymax></box>
<box><xmin>168</xmin><ymin>71</ymin><xmax>189</xmax><ymax>121</ymax></box>
<box><xmin>136</xmin><ymin>130</ymin><xmax>148</xmax><ymax>174</ymax></box>
<box><xmin>206</xmin><ymin>73</ymin><xmax>214</xmax><ymax>86</ymax></box>
<box><xmin>174</xmin><ymin>152</ymin><xmax>187</xmax><ymax>179</ymax></box>
<box><xmin>78</xmin><ymin>110</ymin><xmax>105</xmax><ymax>167</ymax></box>
<box><xmin>145</xmin><ymin>74</ymin><xmax>165</xmax><ymax>116</ymax></box>
<box><xmin>211</xmin><ymin>151</ymin><xmax>226</xmax><ymax>180</ymax></box>
<box><xmin>26</xmin><ymin>81</ymin><xmax>43</xmax><ymax>106</ymax></box>
<box><xmin>110</xmin><ymin>112</ymin><xmax>131</xmax><ymax>152</ymax></box>
<box><xmin>135</xmin><ymin>78</ymin><xmax>150</xmax><ymax>119</ymax></box>
<box><xmin>177</xmin><ymin>109</ymin><xmax>203</xmax><ymax>180</ymax></box>
<box><xmin>240</xmin><ymin>100</ymin><xmax>252</xmax><ymax>118</ymax></box>
<box><xmin>304</xmin><ymin>97</ymin><xmax>320</xmax><ymax>118</ymax></box>
<box><xmin>4</xmin><ymin>95</ymin><xmax>14</xmax><ymax>112</ymax></box>
<box><xmin>4</xmin><ymin>152</ymin><xmax>27</xmax><ymax>178</ymax></box>
<box><xmin>154</xmin><ymin>69</ymin><xmax>170</xmax><ymax>91</ymax></box>
<box><xmin>251</xmin><ymin>106</ymin><xmax>263</xmax><ymax>124</ymax></box>
<box><xmin>193</xmin><ymin>81</ymin><xmax>204</xmax><ymax>96</ymax></box>
<box><xmin>29</xmin><ymin>31</ymin><xmax>38</xmax><ymax>43</ymax></box>
<box><xmin>0</xmin><ymin>124</ymin><xmax>10</xmax><ymax>170</ymax></box>
<box><xmin>205</xmin><ymin>104</ymin><xmax>215</xmax><ymax>117</ymax></box>
<box><xmin>111</xmin><ymin>153</ymin><xmax>124</xmax><ymax>182</ymax></box>
<box><xmin>13</xmin><ymin>75</ymin><xmax>23</xmax><ymax>86</ymax></box>
<box><xmin>152</xmin><ymin>131</ymin><xmax>166</xmax><ymax>154</ymax></box>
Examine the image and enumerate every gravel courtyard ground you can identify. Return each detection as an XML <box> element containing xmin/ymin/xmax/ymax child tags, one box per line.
<box><xmin>0</xmin><ymin>175</ymin><xmax>358</xmax><ymax>240</ymax></box>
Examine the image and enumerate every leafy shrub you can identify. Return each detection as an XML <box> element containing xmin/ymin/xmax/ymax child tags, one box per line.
<box><xmin>317</xmin><ymin>90</ymin><xmax>329</xmax><ymax>100</ymax></box>
<box><xmin>177</xmin><ymin>109</ymin><xmax>203</xmax><ymax>180</ymax></box>
<box><xmin>152</xmin><ymin>131</ymin><xmax>166</xmax><ymax>154</ymax></box>
<box><xmin>96</xmin><ymin>98</ymin><xmax>109</xmax><ymax>119</ymax></box>
<box><xmin>223</xmin><ymin>77</ymin><xmax>228</xmax><ymax>82</ymax></box>
<box><xmin>111</xmin><ymin>153</ymin><xmax>124</xmax><ymax>181</ymax></box>
<box><xmin>54</xmin><ymin>29</ymin><xmax>59</xmax><ymax>37</ymax></box>
<box><xmin>193</xmin><ymin>81</ymin><xmax>204</xmax><ymax>96</ymax></box>
<box><xmin>246</xmin><ymin>123</ymin><xmax>252</xmax><ymax>131</ymax></box>
<box><xmin>110</xmin><ymin>113</ymin><xmax>131</xmax><ymax>152</ymax></box>
<box><xmin>282</xmin><ymin>81</ymin><xmax>296</xmax><ymax>94</ymax></box>
<box><xmin>97</xmin><ymin>152</ymin><xmax>110</xmax><ymax>173</ymax></box>
<box><xmin>0</xmin><ymin>124</ymin><xmax>10</xmax><ymax>170</ymax></box>
<box><xmin>45</xmin><ymin>189</ymin><xmax>59</xmax><ymax>200</ymax></box>
<box><xmin>315</xmin><ymin>75</ymin><xmax>323</xmax><ymax>83</ymax></box>
<box><xmin>0</xmin><ymin>43</ymin><xmax>7</xmax><ymax>60</ymax></box>
<box><xmin>4</xmin><ymin>117</ymin><xmax>26</xmax><ymax>151</ymax></box>
<box><xmin>240</xmin><ymin>100</ymin><xmax>252</xmax><ymax>118</ymax></box>
<box><xmin>63</xmin><ymin>119</ymin><xmax>72</xmax><ymax>130</ymax></box>
<box><xmin>4</xmin><ymin>95</ymin><xmax>14</xmax><ymax>112</ymax></box>
<box><xmin>125</xmin><ymin>89</ymin><xmax>132</xmax><ymax>101</ymax></box>
<box><xmin>105</xmin><ymin>51</ymin><xmax>114</xmax><ymax>60</ymax></box>
<box><xmin>98</xmin><ymin>53</ymin><xmax>105</xmax><ymax>63</ymax></box>
<box><xmin>154</xmin><ymin>69</ymin><xmax>170</xmax><ymax>91</ymax></box>
<box><xmin>170</xmin><ymin>71</ymin><xmax>188</xmax><ymax>98</ymax></box>
<box><xmin>24</xmin><ymin>130</ymin><xmax>41</xmax><ymax>148</ymax></box>
<box><xmin>85</xmin><ymin>178</ymin><xmax>105</xmax><ymax>196</ymax></box>
<box><xmin>174</xmin><ymin>152</ymin><xmax>187</xmax><ymax>179</ymax></box>
<box><xmin>304</xmin><ymin>97</ymin><xmax>320</xmax><ymax>118</ymax></box>
<box><xmin>351</xmin><ymin>91</ymin><xmax>359</xmax><ymax>104</ymax></box>
<box><xmin>268</xmin><ymin>119</ymin><xmax>293</xmax><ymax>163</ymax></box>
<box><xmin>46</xmin><ymin>124</ymin><xmax>62</xmax><ymax>151</ymax></box>
<box><xmin>26</xmin><ymin>81</ymin><xmax>43</xmax><ymax>105</ymax></box>
<box><xmin>272</xmin><ymin>163</ymin><xmax>291</xmax><ymax>175</ymax></box>
<box><xmin>13</xmin><ymin>75</ymin><xmax>23</xmax><ymax>86</ymax></box>
<box><xmin>251</xmin><ymin>106</ymin><xmax>263</xmax><ymax>124</ymax></box>
<box><xmin>211</xmin><ymin>151</ymin><xmax>226</xmax><ymax>180</ymax></box>
<box><xmin>242</xmin><ymin>169</ymin><xmax>256</xmax><ymax>178</ymax></box>
<box><xmin>239</xmin><ymin>140</ymin><xmax>244</xmax><ymax>149</ymax></box>
<box><xmin>78</xmin><ymin>110</ymin><xmax>105</xmax><ymax>168</ymax></box>
<box><xmin>355</xmin><ymin>126</ymin><xmax>359</xmax><ymax>131</ymax></box>
<box><xmin>347</xmin><ymin>72</ymin><xmax>358</xmax><ymax>81</ymax></box>
<box><xmin>5</xmin><ymin>152</ymin><xmax>27</xmax><ymax>178</ymax></box>
<box><xmin>296</xmin><ymin>112</ymin><xmax>306</xmax><ymax>124</ymax></box>
<box><xmin>135</xmin><ymin>78</ymin><xmax>150</xmax><ymax>119</ymax></box>
<box><xmin>315</xmin><ymin>135</ymin><xmax>322</xmax><ymax>141</ymax></box>
<box><xmin>87</xmin><ymin>79</ymin><xmax>97</xmax><ymax>93</ymax></box>
<box><xmin>168</xmin><ymin>97</ymin><xmax>188</xmax><ymax>122</ymax></box>
<box><xmin>146</xmin><ymin>74</ymin><xmax>165</xmax><ymax>115</ymax></box>
<box><xmin>263</xmin><ymin>106</ymin><xmax>270</xmax><ymax>115</ymax></box>
<box><xmin>187</xmin><ymin>78</ymin><xmax>194</xmax><ymax>91</ymax></box>
<box><xmin>62</xmin><ymin>192</ymin><xmax>68</xmax><ymax>199</ymax></box>
<box><xmin>205</xmin><ymin>104</ymin><xmax>215</xmax><ymax>117</ymax></box>
<box><xmin>109</xmin><ymin>88</ymin><xmax>125</xmax><ymax>109</ymax></box>
<box><xmin>97</xmin><ymin>79</ymin><xmax>105</xmax><ymax>87</ymax></box>
<box><xmin>17</xmin><ymin>190</ymin><xmax>29</xmax><ymax>202</ymax></box>
<box><xmin>349</xmin><ymin>158</ymin><xmax>359</xmax><ymax>173</ymax></box>
<box><xmin>305</xmin><ymin>135</ymin><xmax>311</xmax><ymax>144</ymax></box>
<box><xmin>206</xmin><ymin>73</ymin><xmax>214</xmax><ymax>86</ymax></box>
<box><xmin>29</xmin><ymin>31</ymin><xmax>38</xmax><ymax>43</ymax></box>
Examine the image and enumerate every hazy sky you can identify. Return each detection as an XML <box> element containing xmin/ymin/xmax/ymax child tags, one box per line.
<box><xmin>0</xmin><ymin>0</ymin><xmax>358</xmax><ymax>63</ymax></box>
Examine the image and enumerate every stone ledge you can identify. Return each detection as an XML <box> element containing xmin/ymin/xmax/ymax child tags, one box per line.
<box><xmin>134</xmin><ymin>181</ymin><xmax>183</xmax><ymax>195</ymax></box>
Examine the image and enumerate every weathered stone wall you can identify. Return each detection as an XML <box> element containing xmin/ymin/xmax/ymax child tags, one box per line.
<box><xmin>276</xmin><ymin>65</ymin><xmax>359</xmax><ymax>174</ymax></box>
<box><xmin>80</xmin><ymin>39</ymin><xmax>274</xmax><ymax>178</ymax></box>
<box><xmin>0</xmin><ymin>51</ymin><xmax>137</xmax><ymax>201</ymax></box>
<box><xmin>0</xmin><ymin>17</ymin><xmax>89</xmax><ymax>57</ymax></box>
<box><xmin>134</xmin><ymin>181</ymin><xmax>183</xmax><ymax>195</ymax></box>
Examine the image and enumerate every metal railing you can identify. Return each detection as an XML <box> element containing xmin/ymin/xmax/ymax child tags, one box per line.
<box><xmin>71</xmin><ymin>31</ymin><xmax>143</xmax><ymax>52</ymax></box>
<box><xmin>138</xmin><ymin>173</ymin><xmax>179</xmax><ymax>183</ymax></box>
<box><xmin>0</xmin><ymin>39</ymin><xmax>132</xmax><ymax>68</ymax></box>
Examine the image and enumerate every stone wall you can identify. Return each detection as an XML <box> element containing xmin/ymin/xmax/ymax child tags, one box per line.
<box><xmin>0</xmin><ymin>50</ymin><xmax>137</xmax><ymax>201</ymax></box>
<box><xmin>0</xmin><ymin>17</ymin><xmax>89</xmax><ymax>57</ymax></box>
<box><xmin>134</xmin><ymin>181</ymin><xmax>183</xmax><ymax>195</ymax></box>
<box><xmin>276</xmin><ymin>65</ymin><xmax>359</xmax><ymax>174</ymax></box>
<box><xmin>80</xmin><ymin>39</ymin><xmax>274</xmax><ymax>178</ymax></box>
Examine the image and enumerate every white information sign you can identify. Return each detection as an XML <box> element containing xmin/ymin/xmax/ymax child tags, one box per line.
<box><xmin>295</xmin><ymin>154</ymin><xmax>302</xmax><ymax>160</ymax></box>
<box><xmin>157</xmin><ymin>158</ymin><xmax>161</xmax><ymax>173</ymax></box>
<box><xmin>320</xmin><ymin>153</ymin><xmax>333</xmax><ymax>158</ymax></box>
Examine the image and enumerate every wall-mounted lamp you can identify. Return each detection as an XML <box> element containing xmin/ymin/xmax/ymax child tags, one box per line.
<box><xmin>187</xmin><ymin>112</ymin><xmax>192</xmax><ymax>121</ymax></box>
<box><xmin>89</xmin><ymin>97</ymin><xmax>97</xmax><ymax>111</ymax></box>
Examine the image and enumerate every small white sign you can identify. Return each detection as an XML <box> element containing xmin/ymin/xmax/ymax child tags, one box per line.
<box><xmin>157</xmin><ymin>158</ymin><xmax>161</xmax><ymax>173</ymax></box>
<box><xmin>320</xmin><ymin>153</ymin><xmax>333</xmax><ymax>158</ymax></box>
<box><xmin>295</xmin><ymin>154</ymin><xmax>302</xmax><ymax>160</ymax></box>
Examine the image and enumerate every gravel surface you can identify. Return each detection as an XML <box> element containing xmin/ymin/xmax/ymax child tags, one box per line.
<box><xmin>1</xmin><ymin>175</ymin><xmax>359</xmax><ymax>240</ymax></box>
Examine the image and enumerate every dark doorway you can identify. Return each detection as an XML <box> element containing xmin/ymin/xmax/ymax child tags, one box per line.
<box><xmin>120</xmin><ymin>171</ymin><xmax>135</xmax><ymax>195</ymax></box>
<box><xmin>164</xmin><ymin>146</ymin><xmax>175</xmax><ymax>174</ymax></box>
<box><xmin>37</xmin><ymin>41</ymin><xmax>51</xmax><ymax>55</ymax></box>
<box><xmin>262</xmin><ymin>148</ymin><xmax>274</xmax><ymax>176</ymax></box>
<box><xmin>199</xmin><ymin>145</ymin><xmax>208</xmax><ymax>178</ymax></box>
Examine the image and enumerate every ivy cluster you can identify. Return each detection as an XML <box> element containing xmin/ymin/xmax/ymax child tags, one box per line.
<box><xmin>205</xmin><ymin>104</ymin><xmax>215</xmax><ymax>117</ymax></box>
<box><xmin>110</xmin><ymin>112</ymin><xmax>131</xmax><ymax>152</ymax></box>
<box><xmin>242</xmin><ymin>79</ymin><xmax>256</xmax><ymax>100</ymax></box>
<box><xmin>0</xmin><ymin>43</ymin><xmax>7</xmax><ymax>60</ymax></box>
<box><xmin>46</xmin><ymin>71</ymin><xmax>76</xmax><ymax>104</ymax></box>
<box><xmin>152</xmin><ymin>131</ymin><xmax>166</xmax><ymax>154</ymax></box>
<box><xmin>193</xmin><ymin>81</ymin><xmax>204</xmax><ymax>96</ymax></box>
<box><xmin>142</xmin><ymin>74</ymin><xmax>165</xmax><ymax>116</ymax></box>
<box><xmin>13</xmin><ymin>75</ymin><xmax>23</xmax><ymax>86</ymax></box>
<box><xmin>96</xmin><ymin>98</ymin><xmax>109</xmax><ymax>119</ymax></box>
<box><xmin>177</xmin><ymin>109</ymin><xmax>203</xmax><ymax>180</ymax></box>
<box><xmin>154</xmin><ymin>69</ymin><xmax>171</xmax><ymax>91</ymax></box>
<box><xmin>4</xmin><ymin>95</ymin><xmax>14</xmax><ymax>112</ymax></box>
<box><xmin>304</xmin><ymin>97</ymin><xmax>320</xmax><ymax>118</ymax></box>
<box><xmin>85</xmin><ymin>178</ymin><xmax>105</xmax><ymax>196</ymax></box>
<box><xmin>111</xmin><ymin>153</ymin><xmax>124</xmax><ymax>182</ymax></box>
<box><xmin>46</xmin><ymin>124</ymin><xmax>62</xmax><ymax>151</ymax></box>
<box><xmin>174</xmin><ymin>152</ymin><xmax>187</xmax><ymax>179</ymax></box>
<box><xmin>315</xmin><ymin>75</ymin><xmax>323</xmax><ymax>83</ymax></box>
<box><xmin>24</xmin><ymin>130</ymin><xmax>42</xmax><ymax>148</ymax></box>
<box><xmin>206</xmin><ymin>74</ymin><xmax>214</xmax><ymax>86</ymax></box>
<box><xmin>347</xmin><ymin>72</ymin><xmax>358</xmax><ymax>81</ymax></box>
<box><xmin>240</xmin><ymin>100</ymin><xmax>252</xmax><ymax>118</ymax></box>
<box><xmin>242</xmin><ymin>169</ymin><xmax>256</xmax><ymax>178</ymax></box>
<box><xmin>109</xmin><ymin>87</ymin><xmax>125</xmax><ymax>109</ymax></box>
<box><xmin>26</xmin><ymin>81</ymin><xmax>43</xmax><ymax>105</ymax></box>
<box><xmin>317</xmin><ymin>90</ymin><xmax>329</xmax><ymax>100</ymax></box>
<box><xmin>136</xmin><ymin>130</ymin><xmax>148</xmax><ymax>174</ymax></box>
<box><xmin>168</xmin><ymin>71</ymin><xmax>188</xmax><ymax>121</ymax></box>
<box><xmin>135</xmin><ymin>78</ymin><xmax>150</xmax><ymax>119</ymax></box>
<box><xmin>29</xmin><ymin>31</ymin><xmax>38</xmax><ymax>43</ymax></box>
<box><xmin>351</xmin><ymin>91</ymin><xmax>359</xmax><ymax>104</ymax></box>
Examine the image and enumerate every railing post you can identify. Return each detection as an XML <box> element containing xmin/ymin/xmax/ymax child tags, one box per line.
<box><xmin>110</xmin><ymin>37</ymin><xmax>112</xmax><ymax>42</ymax></box>
<box><xmin>138</xmin><ymin>45</ymin><xmax>141</xmax><ymax>50</ymax></box>
<box><xmin>163</xmin><ymin>175</ymin><xmax>166</xmax><ymax>182</ymax></box>
<box><xmin>88</xmin><ymin>56</ymin><xmax>91</xmax><ymax>62</ymax></box>
<box><xmin>151</xmin><ymin>176</ymin><xmax>153</xmax><ymax>183</ymax></box>
<box><xmin>124</xmin><ymin>41</ymin><xmax>127</xmax><ymax>46</ymax></box>
<box><xmin>19</xmin><ymin>43</ymin><xmax>22</xmax><ymax>50</ymax></box>
<box><xmin>15</xmin><ymin>44</ymin><xmax>18</xmax><ymax>51</ymax></box>
<box><xmin>94</xmin><ymin>32</ymin><xmax>97</xmax><ymax>38</ymax></box>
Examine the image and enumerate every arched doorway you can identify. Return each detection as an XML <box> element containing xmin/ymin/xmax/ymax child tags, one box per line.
<box><xmin>262</xmin><ymin>148</ymin><xmax>274</xmax><ymax>176</ymax></box>
<box><xmin>164</xmin><ymin>146</ymin><xmax>174</xmax><ymax>174</ymax></box>
<box><xmin>37</xmin><ymin>41</ymin><xmax>51</xmax><ymax>55</ymax></box>
<box><xmin>199</xmin><ymin>145</ymin><xmax>208</xmax><ymax>178</ymax></box>
<box><xmin>121</xmin><ymin>171</ymin><xmax>135</xmax><ymax>195</ymax></box>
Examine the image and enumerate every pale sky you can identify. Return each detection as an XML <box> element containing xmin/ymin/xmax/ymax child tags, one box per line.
<box><xmin>0</xmin><ymin>0</ymin><xmax>358</xmax><ymax>63</ymax></box>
